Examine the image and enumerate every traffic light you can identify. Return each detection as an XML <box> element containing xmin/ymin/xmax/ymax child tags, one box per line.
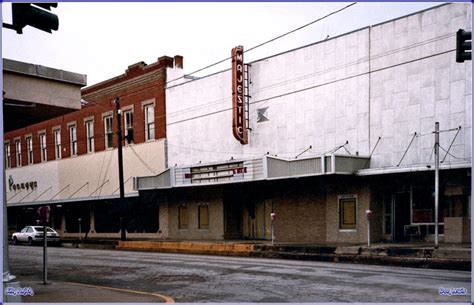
<box><xmin>11</xmin><ymin>3</ymin><xmax>59</xmax><ymax>34</ymax></box>
<box><xmin>456</xmin><ymin>29</ymin><xmax>471</xmax><ymax>63</ymax></box>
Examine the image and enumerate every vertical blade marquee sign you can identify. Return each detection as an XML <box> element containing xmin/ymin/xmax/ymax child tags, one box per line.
<box><xmin>231</xmin><ymin>46</ymin><xmax>248</xmax><ymax>144</ymax></box>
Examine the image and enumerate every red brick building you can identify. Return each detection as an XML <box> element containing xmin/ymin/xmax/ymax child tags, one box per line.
<box><xmin>5</xmin><ymin>55</ymin><xmax>183</xmax><ymax>239</ymax></box>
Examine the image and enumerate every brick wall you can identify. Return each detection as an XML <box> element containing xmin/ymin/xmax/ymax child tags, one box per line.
<box><xmin>167</xmin><ymin>188</ymin><xmax>225</xmax><ymax>240</ymax></box>
<box><xmin>325</xmin><ymin>178</ymin><xmax>372</xmax><ymax>244</ymax></box>
<box><xmin>4</xmin><ymin>55</ymin><xmax>183</xmax><ymax>169</ymax></box>
<box><xmin>273</xmin><ymin>193</ymin><xmax>327</xmax><ymax>243</ymax></box>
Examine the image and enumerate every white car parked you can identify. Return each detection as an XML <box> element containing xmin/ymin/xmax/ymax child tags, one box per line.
<box><xmin>12</xmin><ymin>226</ymin><xmax>60</xmax><ymax>245</ymax></box>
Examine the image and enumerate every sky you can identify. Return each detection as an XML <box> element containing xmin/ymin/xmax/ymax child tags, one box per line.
<box><xmin>2</xmin><ymin>2</ymin><xmax>444</xmax><ymax>87</ymax></box>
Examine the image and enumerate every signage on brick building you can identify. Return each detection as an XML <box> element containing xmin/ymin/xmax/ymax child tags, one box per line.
<box><xmin>231</xmin><ymin>46</ymin><xmax>248</xmax><ymax>144</ymax></box>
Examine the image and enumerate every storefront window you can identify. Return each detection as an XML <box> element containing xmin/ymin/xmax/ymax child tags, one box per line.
<box><xmin>412</xmin><ymin>187</ymin><xmax>434</xmax><ymax>223</ymax></box>
<box><xmin>198</xmin><ymin>205</ymin><xmax>209</xmax><ymax>229</ymax></box>
<box><xmin>178</xmin><ymin>205</ymin><xmax>188</xmax><ymax>230</ymax></box>
<box><xmin>339</xmin><ymin>197</ymin><xmax>356</xmax><ymax>230</ymax></box>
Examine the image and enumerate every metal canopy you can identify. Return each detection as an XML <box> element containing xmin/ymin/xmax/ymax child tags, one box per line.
<box><xmin>134</xmin><ymin>154</ymin><xmax>371</xmax><ymax>191</ymax></box>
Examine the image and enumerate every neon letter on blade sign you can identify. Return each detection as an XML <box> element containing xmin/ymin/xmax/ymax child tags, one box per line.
<box><xmin>231</xmin><ymin>46</ymin><xmax>248</xmax><ymax>144</ymax></box>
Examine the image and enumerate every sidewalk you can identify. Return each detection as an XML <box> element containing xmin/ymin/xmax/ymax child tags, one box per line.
<box><xmin>251</xmin><ymin>242</ymin><xmax>471</xmax><ymax>271</ymax></box>
<box><xmin>8</xmin><ymin>277</ymin><xmax>173</xmax><ymax>303</ymax></box>
<box><xmin>59</xmin><ymin>238</ymin><xmax>471</xmax><ymax>271</ymax></box>
<box><xmin>115</xmin><ymin>240</ymin><xmax>471</xmax><ymax>271</ymax></box>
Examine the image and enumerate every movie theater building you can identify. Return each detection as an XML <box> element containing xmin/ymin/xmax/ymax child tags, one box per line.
<box><xmin>5</xmin><ymin>55</ymin><xmax>184</xmax><ymax>239</ymax></box>
<box><xmin>136</xmin><ymin>3</ymin><xmax>471</xmax><ymax>243</ymax></box>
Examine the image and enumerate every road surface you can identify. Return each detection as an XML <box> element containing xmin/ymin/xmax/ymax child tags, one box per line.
<box><xmin>9</xmin><ymin>245</ymin><xmax>471</xmax><ymax>303</ymax></box>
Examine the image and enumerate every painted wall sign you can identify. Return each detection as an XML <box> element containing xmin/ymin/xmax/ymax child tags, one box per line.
<box><xmin>8</xmin><ymin>175</ymin><xmax>37</xmax><ymax>192</ymax></box>
<box><xmin>231</xmin><ymin>46</ymin><xmax>248</xmax><ymax>144</ymax></box>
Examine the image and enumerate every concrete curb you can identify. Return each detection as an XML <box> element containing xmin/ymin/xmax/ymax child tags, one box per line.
<box><xmin>62</xmin><ymin>243</ymin><xmax>117</xmax><ymax>250</ymax></box>
<box><xmin>249</xmin><ymin>251</ymin><xmax>470</xmax><ymax>271</ymax></box>
<box><xmin>77</xmin><ymin>241</ymin><xmax>471</xmax><ymax>271</ymax></box>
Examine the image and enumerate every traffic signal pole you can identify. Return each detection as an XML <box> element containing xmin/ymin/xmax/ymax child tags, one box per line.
<box><xmin>115</xmin><ymin>97</ymin><xmax>126</xmax><ymax>241</ymax></box>
<box><xmin>3</xmin><ymin>3</ymin><xmax>59</xmax><ymax>34</ymax></box>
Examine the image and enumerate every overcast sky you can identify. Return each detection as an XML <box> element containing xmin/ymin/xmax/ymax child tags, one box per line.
<box><xmin>2</xmin><ymin>2</ymin><xmax>442</xmax><ymax>87</ymax></box>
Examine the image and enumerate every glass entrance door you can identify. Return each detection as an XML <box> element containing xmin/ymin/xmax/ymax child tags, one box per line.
<box><xmin>393</xmin><ymin>192</ymin><xmax>411</xmax><ymax>242</ymax></box>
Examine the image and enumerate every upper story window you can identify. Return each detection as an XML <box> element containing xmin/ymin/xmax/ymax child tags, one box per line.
<box><xmin>85</xmin><ymin>120</ymin><xmax>94</xmax><ymax>153</ymax></box>
<box><xmin>124</xmin><ymin>110</ymin><xmax>133</xmax><ymax>144</ymax></box>
<box><xmin>69</xmin><ymin>125</ymin><xmax>77</xmax><ymax>156</ymax></box>
<box><xmin>144</xmin><ymin>104</ymin><xmax>155</xmax><ymax>141</ymax></box>
<box><xmin>26</xmin><ymin>136</ymin><xmax>33</xmax><ymax>165</ymax></box>
<box><xmin>15</xmin><ymin>139</ymin><xmax>21</xmax><ymax>167</ymax></box>
<box><xmin>104</xmin><ymin>116</ymin><xmax>113</xmax><ymax>149</ymax></box>
<box><xmin>4</xmin><ymin>142</ymin><xmax>11</xmax><ymax>169</ymax></box>
<box><xmin>39</xmin><ymin>133</ymin><xmax>47</xmax><ymax>162</ymax></box>
<box><xmin>53</xmin><ymin>129</ymin><xmax>61</xmax><ymax>160</ymax></box>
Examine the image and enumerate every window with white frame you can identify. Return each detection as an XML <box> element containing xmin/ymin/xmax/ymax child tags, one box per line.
<box><xmin>85</xmin><ymin>120</ymin><xmax>94</xmax><ymax>153</ymax></box>
<box><xmin>124</xmin><ymin>110</ymin><xmax>133</xmax><ymax>143</ymax></box>
<box><xmin>26</xmin><ymin>136</ymin><xmax>33</xmax><ymax>165</ymax></box>
<box><xmin>15</xmin><ymin>139</ymin><xmax>21</xmax><ymax>167</ymax></box>
<box><xmin>39</xmin><ymin>133</ymin><xmax>47</xmax><ymax>162</ymax></box>
<box><xmin>104</xmin><ymin>116</ymin><xmax>113</xmax><ymax>149</ymax></box>
<box><xmin>69</xmin><ymin>125</ymin><xmax>77</xmax><ymax>156</ymax></box>
<box><xmin>144</xmin><ymin>104</ymin><xmax>155</xmax><ymax>141</ymax></box>
<box><xmin>4</xmin><ymin>142</ymin><xmax>11</xmax><ymax>169</ymax></box>
<box><xmin>339</xmin><ymin>197</ymin><xmax>357</xmax><ymax>230</ymax></box>
<box><xmin>53</xmin><ymin>129</ymin><xmax>61</xmax><ymax>159</ymax></box>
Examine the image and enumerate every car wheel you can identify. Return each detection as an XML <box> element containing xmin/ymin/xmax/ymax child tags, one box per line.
<box><xmin>13</xmin><ymin>237</ymin><xmax>18</xmax><ymax>245</ymax></box>
<box><xmin>27</xmin><ymin>237</ymin><xmax>33</xmax><ymax>246</ymax></box>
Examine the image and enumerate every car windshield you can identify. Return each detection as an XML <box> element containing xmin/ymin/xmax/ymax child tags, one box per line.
<box><xmin>34</xmin><ymin>227</ymin><xmax>55</xmax><ymax>233</ymax></box>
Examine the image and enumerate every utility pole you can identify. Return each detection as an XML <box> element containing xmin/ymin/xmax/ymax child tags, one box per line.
<box><xmin>42</xmin><ymin>211</ymin><xmax>48</xmax><ymax>285</ymax></box>
<box><xmin>115</xmin><ymin>97</ymin><xmax>126</xmax><ymax>241</ymax></box>
<box><xmin>434</xmin><ymin>122</ymin><xmax>439</xmax><ymax>249</ymax></box>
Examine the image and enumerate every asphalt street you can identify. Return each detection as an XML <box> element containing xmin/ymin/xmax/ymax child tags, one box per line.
<box><xmin>9</xmin><ymin>245</ymin><xmax>471</xmax><ymax>303</ymax></box>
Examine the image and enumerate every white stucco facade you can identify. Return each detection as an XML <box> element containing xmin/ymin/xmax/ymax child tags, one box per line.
<box><xmin>166</xmin><ymin>3</ymin><xmax>471</xmax><ymax>171</ymax></box>
<box><xmin>6</xmin><ymin>140</ymin><xmax>166</xmax><ymax>206</ymax></box>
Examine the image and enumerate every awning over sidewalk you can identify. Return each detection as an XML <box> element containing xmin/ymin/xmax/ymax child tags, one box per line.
<box><xmin>134</xmin><ymin>154</ymin><xmax>370</xmax><ymax>191</ymax></box>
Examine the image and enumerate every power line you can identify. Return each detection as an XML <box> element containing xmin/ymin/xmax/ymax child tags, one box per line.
<box><xmin>251</xmin><ymin>48</ymin><xmax>456</xmax><ymax>106</ymax></box>
<box><xmin>4</xmin><ymin>32</ymin><xmax>465</xmax><ymax>171</ymax></box>
<box><xmin>167</xmin><ymin>48</ymin><xmax>457</xmax><ymax>126</ymax></box>
<box><xmin>5</xmin><ymin>43</ymin><xmax>460</xmax><ymax>153</ymax></box>
<box><xmin>6</xmin><ymin>32</ymin><xmax>456</xmax><ymax>145</ymax></box>
<box><xmin>439</xmin><ymin>145</ymin><xmax>466</xmax><ymax>160</ymax></box>
<box><xmin>162</xmin><ymin>2</ymin><xmax>357</xmax><ymax>87</ymax></box>
<box><xmin>245</xmin><ymin>3</ymin><xmax>357</xmax><ymax>54</ymax></box>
